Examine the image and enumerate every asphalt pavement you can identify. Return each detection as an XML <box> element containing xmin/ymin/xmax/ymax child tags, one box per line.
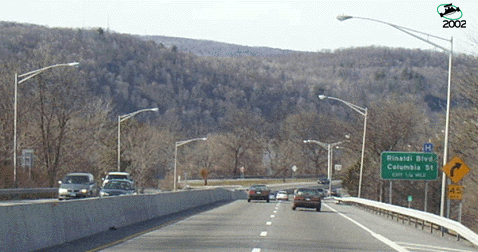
<box><xmin>94</xmin><ymin>198</ymin><xmax>478</xmax><ymax>252</ymax></box>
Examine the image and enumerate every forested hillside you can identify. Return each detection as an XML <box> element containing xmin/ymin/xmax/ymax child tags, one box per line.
<box><xmin>1</xmin><ymin>21</ymin><xmax>469</xmax><ymax>132</ymax></box>
<box><xmin>1</xmin><ymin>21</ymin><xmax>478</xmax><ymax>230</ymax></box>
<box><xmin>139</xmin><ymin>35</ymin><xmax>295</xmax><ymax>57</ymax></box>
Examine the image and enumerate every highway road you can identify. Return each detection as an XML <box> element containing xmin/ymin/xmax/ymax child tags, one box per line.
<box><xmin>92</xmin><ymin>198</ymin><xmax>478</xmax><ymax>252</ymax></box>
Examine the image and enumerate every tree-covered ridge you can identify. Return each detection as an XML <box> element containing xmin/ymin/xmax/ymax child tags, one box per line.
<box><xmin>2</xmin><ymin>21</ymin><xmax>466</xmax><ymax>130</ymax></box>
<box><xmin>139</xmin><ymin>35</ymin><xmax>296</xmax><ymax>57</ymax></box>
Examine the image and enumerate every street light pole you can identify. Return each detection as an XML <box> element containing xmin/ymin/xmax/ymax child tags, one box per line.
<box><xmin>117</xmin><ymin>108</ymin><xmax>159</xmax><ymax>172</ymax></box>
<box><xmin>13</xmin><ymin>62</ymin><xmax>79</xmax><ymax>187</ymax></box>
<box><xmin>318</xmin><ymin>95</ymin><xmax>367</xmax><ymax>198</ymax></box>
<box><xmin>304</xmin><ymin>139</ymin><xmax>343</xmax><ymax>196</ymax></box>
<box><xmin>337</xmin><ymin>15</ymin><xmax>453</xmax><ymax>216</ymax></box>
<box><xmin>174</xmin><ymin>137</ymin><xmax>207</xmax><ymax>191</ymax></box>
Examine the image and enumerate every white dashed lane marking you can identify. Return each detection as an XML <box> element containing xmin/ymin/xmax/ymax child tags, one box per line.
<box><xmin>252</xmin><ymin>199</ymin><xmax>280</xmax><ymax>251</ymax></box>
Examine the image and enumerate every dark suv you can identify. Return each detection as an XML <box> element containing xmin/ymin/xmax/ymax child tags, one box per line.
<box><xmin>292</xmin><ymin>188</ymin><xmax>322</xmax><ymax>211</ymax></box>
<box><xmin>247</xmin><ymin>184</ymin><xmax>270</xmax><ymax>202</ymax></box>
<box><xmin>58</xmin><ymin>173</ymin><xmax>99</xmax><ymax>200</ymax></box>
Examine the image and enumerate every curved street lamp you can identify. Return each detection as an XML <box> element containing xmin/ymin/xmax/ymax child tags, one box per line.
<box><xmin>117</xmin><ymin>108</ymin><xmax>159</xmax><ymax>171</ymax></box>
<box><xmin>337</xmin><ymin>15</ymin><xmax>453</xmax><ymax>217</ymax></box>
<box><xmin>174</xmin><ymin>137</ymin><xmax>207</xmax><ymax>191</ymax></box>
<box><xmin>304</xmin><ymin>139</ymin><xmax>344</xmax><ymax>196</ymax></box>
<box><xmin>14</xmin><ymin>62</ymin><xmax>79</xmax><ymax>187</ymax></box>
<box><xmin>173</xmin><ymin>137</ymin><xmax>207</xmax><ymax>191</ymax></box>
<box><xmin>318</xmin><ymin>95</ymin><xmax>367</xmax><ymax>198</ymax></box>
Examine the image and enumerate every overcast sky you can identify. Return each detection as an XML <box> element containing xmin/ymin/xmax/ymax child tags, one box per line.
<box><xmin>1</xmin><ymin>0</ymin><xmax>477</xmax><ymax>54</ymax></box>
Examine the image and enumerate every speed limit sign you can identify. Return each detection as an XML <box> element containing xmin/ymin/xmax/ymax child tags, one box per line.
<box><xmin>448</xmin><ymin>184</ymin><xmax>463</xmax><ymax>200</ymax></box>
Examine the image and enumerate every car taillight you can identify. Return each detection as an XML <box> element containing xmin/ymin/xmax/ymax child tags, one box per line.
<box><xmin>294</xmin><ymin>196</ymin><xmax>303</xmax><ymax>200</ymax></box>
<box><xmin>249</xmin><ymin>190</ymin><xmax>255</xmax><ymax>195</ymax></box>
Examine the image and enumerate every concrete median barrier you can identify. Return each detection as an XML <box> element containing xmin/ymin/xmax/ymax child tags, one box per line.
<box><xmin>0</xmin><ymin>188</ymin><xmax>245</xmax><ymax>252</ymax></box>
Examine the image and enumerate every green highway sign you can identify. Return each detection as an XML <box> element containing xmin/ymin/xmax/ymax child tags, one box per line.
<box><xmin>381</xmin><ymin>152</ymin><xmax>438</xmax><ymax>180</ymax></box>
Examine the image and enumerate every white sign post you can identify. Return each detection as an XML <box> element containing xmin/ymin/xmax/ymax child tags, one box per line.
<box><xmin>291</xmin><ymin>165</ymin><xmax>298</xmax><ymax>179</ymax></box>
<box><xmin>239</xmin><ymin>166</ymin><xmax>245</xmax><ymax>179</ymax></box>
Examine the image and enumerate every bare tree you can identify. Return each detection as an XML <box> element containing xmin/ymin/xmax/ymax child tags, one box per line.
<box><xmin>0</xmin><ymin>62</ymin><xmax>18</xmax><ymax>187</ymax></box>
<box><xmin>26</xmin><ymin>62</ymin><xmax>86</xmax><ymax>187</ymax></box>
<box><xmin>199</xmin><ymin>168</ymin><xmax>208</xmax><ymax>185</ymax></box>
<box><xmin>351</xmin><ymin>95</ymin><xmax>431</xmax><ymax>204</ymax></box>
<box><xmin>123</xmin><ymin>123</ymin><xmax>174</xmax><ymax>189</ymax></box>
<box><xmin>279</xmin><ymin>111</ymin><xmax>348</xmax><ymax>177</ymax></box>
<box><xmin>64</xmin><ymin>98</ymin><xmax>114</xmax><ymax>179</ymax></box>
<box><xmin>218</xmin><ymin>108</ymin><xmax>265</xmax><ymax>177</ymax></box>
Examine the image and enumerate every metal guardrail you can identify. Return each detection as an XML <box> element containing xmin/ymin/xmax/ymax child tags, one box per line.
<box><xmin>335</xmin><ymin>197</ymin><xmax>478</xmax><ymax>247</ymax></box>
<box><xmin>0</xmin><ymin>188</ymin><xmax>57</xmax><ymax>195</ymax></box>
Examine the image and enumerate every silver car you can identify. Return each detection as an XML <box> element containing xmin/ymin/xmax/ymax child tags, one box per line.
<box><xmin>58</xmin><ymin>173</ymin><xmax>99</xmax><ymax>200</ymax></box>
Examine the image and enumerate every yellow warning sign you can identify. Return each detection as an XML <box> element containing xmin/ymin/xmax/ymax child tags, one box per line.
<box><xmin>442</xmin><ymin>156</ymin><xmax>470</xmax><ymax>184</ymax></box>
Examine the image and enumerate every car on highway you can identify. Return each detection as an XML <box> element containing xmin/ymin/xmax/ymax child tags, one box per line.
<box><xmin>269</xmin><ymin>191</ymin><xmax>276</xmax><ymax>200</ymax></box>
<box><xmin>102</xmin><ymin>171</ymin><xmax>133</xmax><ymax>187</ymax></box>
<box><xmin>58</xmin><ymin>172</ymin><xmax>99</xmax><ymax>200</ymax></box>
<box><xmin>99</xmin><ymin>179</ymin><xmax>135</xmax><ymax>197</ymax></box>
<box><xmin>276</xmin><ymin>190</ymin><xmax>289</xmax><ymax>201</ymax></box>
<box><xmin>324</xmin><ymin>188</ymin><xmax>340</xmax><ymax>197</ymax></box>
<box><xmin>292</xmin><ymin>188</ymin><xmax>322</xmax><ymax>211</ymax></box>
<box><xmin>318</xmin><ymin>176</ymin><xmax>330</xmax><ymax>184</ymax></box>
<box><xmin>330</xmin><ymin>188</ymin><xmax>340</xmax><ymax>197</ymax></box>
<box><xmin>247</xmin><ymin>184</ymin><xmax>270</xmax><ymax>202</ymax></box>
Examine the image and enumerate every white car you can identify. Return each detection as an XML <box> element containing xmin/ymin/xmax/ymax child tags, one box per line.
<box><xmin>276</xmin><ymin>190</ymin><xmax>289</xmax><ymax>201</ymax></box>
<box><xmin>102</xmin><ymin>172</ymin><xmax>133</xmax><ymax>187</ymax></box>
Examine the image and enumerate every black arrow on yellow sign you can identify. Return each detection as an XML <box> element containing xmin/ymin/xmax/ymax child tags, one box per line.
<box><xmin>450</xmin><ymin>163</ymin><xmax>461</xmax><ymax>177</ymax></box>
<box><xmin>442</xmin><ymin>156</ymin><xmax>470</xmax><ymax>184</ymax></box>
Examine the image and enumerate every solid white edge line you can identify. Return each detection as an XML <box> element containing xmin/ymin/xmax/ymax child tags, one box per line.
<box><xmin>324</xmin><ymin>203</ymin><xmax>409</xmax><ymax>252</ymax></box>
<box><xmin>399</xmin><ymin>246</ymin><xmax>449</xmax><ymax>252</ymax></box>
<box><xmin>396</xmin><ymin>242</ymin><xmax>476</xmax><ymax>252</ymax></box>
